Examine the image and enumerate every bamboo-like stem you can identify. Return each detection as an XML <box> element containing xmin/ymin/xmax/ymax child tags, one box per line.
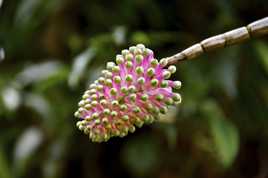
<box><xmin>163</xmin><ymin>17</ymin><xmax>268</xmax><ymax>65</ymax></box>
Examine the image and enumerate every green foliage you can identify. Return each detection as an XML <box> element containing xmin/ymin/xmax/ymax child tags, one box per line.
<box><xmin>255</xmin><ymin>41</ymin><xmax>268</xmax><ymax>74</ymax></box>
<box><xmin>202</xmin><ymin>101</ymin><xmax>239</xmax><ymax>167</ymax></box>
<box><xmin>122</xmin><ymin>135</ymin><xmax>160</xmax><ymax>176</ymax></box>
<box><xmin>0</xmin><ymin>146</ymin><xmax>12</xmax><ymax>178</ymax></box>
<box><xmin>0</xmin><ymin>0</ymin><xmax>268</xmax><ymax>178</ymax></box>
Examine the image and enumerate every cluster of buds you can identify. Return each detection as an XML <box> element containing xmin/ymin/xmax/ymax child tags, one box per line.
<box><xmin>74</xmin><ymin>44</ymin><xmax>182</xmax><ymax>142</ymax></box>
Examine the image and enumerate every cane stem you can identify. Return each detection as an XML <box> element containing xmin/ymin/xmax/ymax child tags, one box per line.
<box><xmin>163</xmin><ymin>17</ymin><xmax>268</xmax><ymax>65</ymax></box>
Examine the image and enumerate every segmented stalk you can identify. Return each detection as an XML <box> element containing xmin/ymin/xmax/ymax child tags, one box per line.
<box><xmin>164</xmin><ymin>17</ymin><xmax>268</xmax><ymax>65</ymax></box>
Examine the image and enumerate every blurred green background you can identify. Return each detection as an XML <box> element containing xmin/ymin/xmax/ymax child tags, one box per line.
<box><xmin>0</xmin><ymin>0</ymin><xmax>268</xmax><ymax>178</ymax></box>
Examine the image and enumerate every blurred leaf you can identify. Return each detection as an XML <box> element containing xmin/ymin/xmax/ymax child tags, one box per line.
<box><xmin>14</xmin><ymin>127</ymin><xmax>43</xmax><ymax>174</ymax></box>
<box><xmin>158</xmin><ymin>106</ymin><xmax>178</xmax><ymax>123</ymax></box>
<box><xmin>16</xmin><ymin>61</ymin><xmax>64</xmax><ymax>87</ymax></box>
<box><xmin>255</xmin><ymin>41</ymin><xmax>268</xmax><ymax>74</ymax></box>
<box><xmin>68</xmin><ymin>48</ymin><xmax>96</xmax><ymax>88</ymax></box>
<box><xmin>156</xmin><ymin>123</ymin><xmax>178</xmax><ymax>149</ymax></box>
<box><xmin>0</xmin><ymin>146</ymin><xmax>12</xmax><ymax>178</ymax></box>
<box><xmin>15</xmin><ymin>0</ymin><xmax>41</xmax><ymax>26</ymax></box>
<box><xmin>202</xmin><ymin>101</ymin><xmax>239</xmax><ymax>168</ymax></box>
<box><xmin>131</xmin><ymin>32</ymin><xmax>150</xmax><ymax>45</ymax></box>
<box><xmin>1</xmin><ymin>86</ymin><xmax>21</xmax><ymax>111</ymax></box>
<box><xmin>218</xmin><ymin>60</ymin><xmax>237</xmax><ymax>97</ymax></box>
<box><xmin>24</xmin><ymin>93</ymin><xmax>51</xmax><ymax>119</ymax></box>
<box><xmin>85</xmin><ymin>66</ymin><xmax>103</xmax><ymax>87</ymax></box>
<box><xmin>14</xmin><ymin>127</ymin><xmax>43</xmax><ymax>162</ymax></box>
<box><xmin>122</xmin><ymin>136</ymin><xmax>160</xmax><ymax>176</ymax></box>
<box><xmin>35</xmin><ymin>66</ymin><xmax>68</xmax><ymax>91</ymax></box>
<box><xmin>164</xmin><ymin>125</ymin><xmax>178</xmax><ymax>149</ymax></box>
<box><xmin>14</xmin><ymin>0</ymin><xmax>61</xmax><ymax>27</ymax></box>
<box><xmin>43</xmin><ymin>140</ymin><xmax>65</xmax><ymax>178</ymax></box>
<box><xmin>213</xmin><ymin>48</ymin><xmax>239</xmax><ymax>97</ymax></box>
<box><xmin>122</xmin><ymin>136</ymin><xmax>159</xmax><ymax>176</ymax></box>
<box><xmin>113</xmin><ymin>26</ymin><xmax>126</xmax><ymax>45</ymax></box>
<box><xmin>180</xmin><ymin>62</ymin><xmax>210</xmax><ymax>116</ymax></box>
<box><xmin>149</xmin><ymin>32</ymin><xmax>182</xmax><ymax>46</ymax></box>
<box><xmin>68</xmin><ymin>35</ymin><xmax>84</xmax><ymax>53</ymax></box>
<box><xmin>157</xmin><ymin>106</ymin><xmax>179</xmax><ymax>149</ymax></box>
<box><xmin>0</xmin><ymin>48</ymin><xmax>4</xmax><ymax>62</ymax></box>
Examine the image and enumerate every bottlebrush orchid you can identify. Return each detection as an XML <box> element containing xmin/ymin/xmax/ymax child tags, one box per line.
<box><xmin>74</xmin><ymin>44</ymin><xmax>181</xmax><ymax>142</ymax></box>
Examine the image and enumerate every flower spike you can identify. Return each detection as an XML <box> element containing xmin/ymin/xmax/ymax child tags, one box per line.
<box><xmin>74</xmin><ymin>44</ymin><xmax>182</xmax><ymax>142</ymax></box>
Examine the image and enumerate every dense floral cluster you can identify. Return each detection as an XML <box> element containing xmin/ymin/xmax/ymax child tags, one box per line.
<box><xmin>74</xmin><ymin>44</ymin><xmax>182</xmax><ymax>142</ymax></box>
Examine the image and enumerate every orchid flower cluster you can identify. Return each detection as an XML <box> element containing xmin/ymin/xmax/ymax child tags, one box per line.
<box><xmin>74</xmin><ymin>44</ymin><xmax>182</xmax><ymax>142</ymax></box>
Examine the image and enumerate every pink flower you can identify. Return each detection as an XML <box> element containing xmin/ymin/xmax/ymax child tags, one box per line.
<box><xmin>75</xmin><ymin>44</ymin><xmax>182</xmax><ymax>142</ymax></box>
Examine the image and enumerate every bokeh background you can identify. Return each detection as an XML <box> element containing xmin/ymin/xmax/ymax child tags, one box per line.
<box><xmin>0</xmin><ymin>0</ymin><xmax>268</xmax><ymax>178</ymax></box>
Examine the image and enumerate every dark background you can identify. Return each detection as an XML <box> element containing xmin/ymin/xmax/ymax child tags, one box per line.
<box><xmin>0</xmin><ymin>0</ymin><xmax>268</xmax><ymax>178</ymax></box>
